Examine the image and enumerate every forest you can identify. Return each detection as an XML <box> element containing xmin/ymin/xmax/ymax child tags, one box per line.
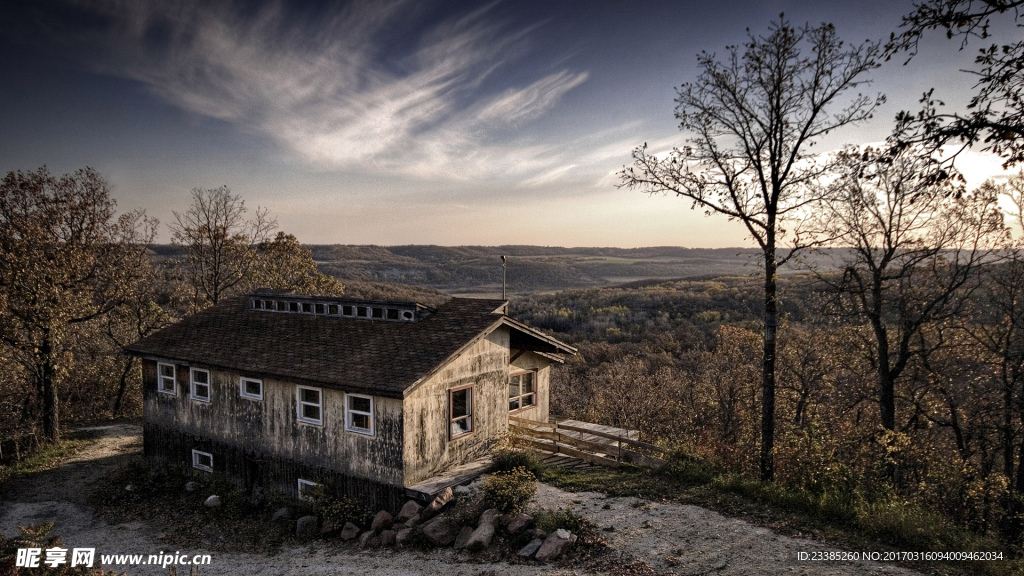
<box><xmin>2</xmin><ymin>0</ymin><xmax>1024</xmax><ymax>562</ymax></box>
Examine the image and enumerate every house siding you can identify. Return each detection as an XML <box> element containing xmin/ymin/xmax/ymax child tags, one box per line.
<box><xmin>402</xmin><ymin>327</ymin><xmax>510</xmax><ymax>486</ymax></box>
<box><xmin>141</xmin><ymin>359</ymin><xmax>404</xmax><ymax>497</ymax></box>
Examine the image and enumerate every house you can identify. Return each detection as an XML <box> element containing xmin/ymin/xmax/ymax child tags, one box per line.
<box><xmin>124</xmin><ymin>291</ymin><xmax>576</xmax><ymax>510</ymax></box>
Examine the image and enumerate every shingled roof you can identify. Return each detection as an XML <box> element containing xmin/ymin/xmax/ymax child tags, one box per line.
<box><xmin>124</xmin><ymin>294</ymin><xmax>574</xmax><ymax>398</ymax></box>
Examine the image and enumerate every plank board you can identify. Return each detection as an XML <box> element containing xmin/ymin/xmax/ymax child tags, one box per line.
<box><xmin>405</xmin><ymin>456</ymin><xmax>492</xmax><ymax>500</ymax></box>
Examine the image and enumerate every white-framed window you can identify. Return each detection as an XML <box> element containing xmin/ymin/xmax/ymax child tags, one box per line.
<box><xmin>449</xmin><ymin>385</ymin><xmax>473</xmax><ymax>439</ymax></box>
<box><xmin>157</xmin><ymin>362</ymin><xmax>176</xmax><ymax>395</ymax></box>
<box><xmin>192</xmin><ymin>449</ymin><xmax>213</xmax><ymax>472</ymax></box>
<box><xmin>345</xmin><ymin>393</ymin><xmax>374</xmax><ymax>435</ymax></box>
<box><xmin>297</xmin><ymin>478</ymin><xmax>318</xmax><ymax>501</ymax></box>
<box><xmin>239</xmin><ymin>377</ymin><xmax>263</xmax><ymax>401</ymax></box>
<box><xmin>190</xmin><ymin>368</ymin><xmax>211</xmax><ymax>402</ymax></box>
<box><xmin>509</xmin><ymin>371</ymin><xmax>537</xmax><ymax>412</ymax></box>
<box><xmin>296</xmin><ymin>386</ymin><xmax>323</xmax><ymax>425</ymax></box>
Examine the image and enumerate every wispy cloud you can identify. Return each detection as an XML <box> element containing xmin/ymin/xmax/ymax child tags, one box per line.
<box><xmin>56</xmin><ymin>0</ymin><xmax>592</xmax><ymax>181</ymax></box>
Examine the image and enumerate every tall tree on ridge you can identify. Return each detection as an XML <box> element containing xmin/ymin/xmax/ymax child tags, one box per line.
<box><xmin>619</xmin><ymin>19</ymin><xmax>883</xmax><ymax>481</ymax></box>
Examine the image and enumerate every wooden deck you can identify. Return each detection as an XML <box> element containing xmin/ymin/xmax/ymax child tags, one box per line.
<box><xmin>404</xmin><ymin>456</ymin><xmax>492</xmax><ymax>501</ymax></box>
<box><xmin>510</xmin><ymin>416</ymin><xmax>667</xmax><ymax>469</ymax></box>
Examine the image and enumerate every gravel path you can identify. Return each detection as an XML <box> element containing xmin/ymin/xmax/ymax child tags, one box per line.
<box><xmin>0</xmin><ymin>424</ymin><xmax>924</xmax><ymax>575</ymax></box>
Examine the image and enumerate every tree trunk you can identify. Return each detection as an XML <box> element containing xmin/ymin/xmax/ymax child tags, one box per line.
<box><xmin>761</xmin><ymin>246</ymin><xmax>778</xmax><ymax>482</ymax></box>
<box><xmin>112</xmin><ymin>357</ymin><xmax>135</xmax><ymax>418</ymax></box>
<box><xmin>39</xmin><ymin>334</ymin><xmax>60</xmax><ymax>443</ymax></box>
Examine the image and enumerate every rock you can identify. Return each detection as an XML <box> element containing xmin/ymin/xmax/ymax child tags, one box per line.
<box><xmin>395</xmin><ymin>527</ymin><xmax>413</xmax><ymax>546</ymax></box>
<box><xmin>495</xmin><ymin>513</ymin><xmax>511</xmax><ymax>528</ymax></box>
<box><xmin>340</xmin><ymin>522</ymin><xmax>360</xmax><ymax>541</ymax></box>
<box><xmin>421</xmin><ymin>516</ymin><xmax>456</xmax><ymax>546</ymax></box>
<box><xmin>379</xmin><ymin>529</ymin><xmax>397</xmax><ymax>546</ymax></box>
<box><xmin>478</xmin><ymin>508</ymin><xmax>500</xmax><ymax>527</ymax></box>
<box><xmin>124</xmin><ymin>484</ymin><xmax>135</xmax><ymax>492</ymax></box>
<box><xmin>295</xmin><ymin>515</ymin><xmax>318</xmax><ymax>538</ymax></box>
<box><xmin>184</xmin><ymin>481</ymin><xmax>199</xmax><ymax>492</ymax></box>
<box><xmin>518</xmin><ymin>538</ymin><xmax>544</xmax><ymax>559</ymax></box>
<box><xmin>404</xmin><ymin>514</ymin><xmax>421</xmax><ymax>528</ymax></box>
<box><xmin>203</xmin><ymin>495</ymin><xmax>221</xmax><ymax>508</ymax></box>
<box><xmin>421</xmin><ymin>487</ymin><xmax>453</xmax><ymax>521</ymax></box>
<box><xmin>453</xmin><ymin>485</ymin><xmax>473</xmax><ymax>497</ymax></box>
<box><xmin>395</xmin><ymin>500</ymin><xmax>423</xmax><ymax>523</ymax></box>
<box><xmin>358</xmin><ymin>531</ymin><xmax>379</xmax><ymax>549</ymax></box>
<box><xmin>535</xmin><ymin>529</ymin><xmax>573</xmax><ymax>562</ymax></box>
<box><xmin>465</xmin><ymin>523</ymin><xmax>495</xmax><ymax>551</ymax></box>
<box><xmin>530</xmin><ymin>528</ymin><xmax>547</xmax><ymax>540</ymax></box>
<box><xmin>453</xmin><ymin>526</ymin><xmax>474</xmax><ymax>550</ymax></box>
<box><xmin>271</xmin><ymin>507</ymin><xmax>292</xmax><ymax>522</ymax></box>
<box><xmin>371</xmin><ymin>510</ymin><xmax>394</xmax><ymax>531</ymax></box>
<box><xmin>507</xmin><ymin>513</ymin><xmax>533</xmax><ymax>534</ymax></box>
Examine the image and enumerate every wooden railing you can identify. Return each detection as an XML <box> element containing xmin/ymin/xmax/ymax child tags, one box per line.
<box><xmin>508</xmin><ymin>416</ymin><xmax>667</xmax><ymax>469</ymax></box>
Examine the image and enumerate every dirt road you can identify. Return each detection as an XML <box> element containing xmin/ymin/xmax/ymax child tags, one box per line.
<box><xmin>0</xmin><ymin>424</ymin><xmax>922</xmax><ymax>575</ymax></box>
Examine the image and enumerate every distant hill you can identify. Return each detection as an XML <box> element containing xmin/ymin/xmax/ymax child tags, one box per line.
<box><xmin>149</xmin><ymin>244</ymin><xmax>842</xmax><ymax>296</ymax></box>
<box><xmin>306</xmin><ymin>245</ymin><xmax>841</xmax><ymax>295</ymax></box>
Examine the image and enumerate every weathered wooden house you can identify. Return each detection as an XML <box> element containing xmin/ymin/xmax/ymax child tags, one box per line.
<box><xmin>124</xmin><ymin>292</ymin><xmax>575</xmax><ymax>509</ymax></box>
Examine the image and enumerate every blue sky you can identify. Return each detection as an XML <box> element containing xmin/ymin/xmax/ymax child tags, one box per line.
<box><xmin>0</xmin><ymin>0</ymin><xmax>1015</xmax><ymax>247</ymax></box>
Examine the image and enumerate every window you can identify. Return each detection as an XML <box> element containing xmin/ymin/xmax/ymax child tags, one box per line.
<box><xmin>192</xmin><ymin>449</ymin><xmax>213</xmax><ymax>472</ymax></box>
<box><xmin>343</xmin><ymin>305</ymin><xmax>353</xmax><ymax>316</ymax></box>
<box><xmin>328</xmin><ymin>304</ymin><xmax>339</xmax><ymax>315</ymax></box>
<box><xmin>240</xmin><ymin>377</ymin><xmax>263</xmax><ymax>401</ymax></box>
<box><xmin>302</xmin><ymin>302</ymin><xmax>312</xmax><ymax>313</ymax></box>
<box><xmin>357</xmin><ymin>306</ymin><xmax>368</xmax><ymax>317</ymax></box>
<box><xmin>157</xmin><ymin>363</ymin><xmax>176</xmax><ymax>395</ymax></box>
<box><xmin>449</xmin><ymin>386</ymin><xmax>473</xmax><ymax>438</ymax></box>
<box><xmin>386</xmin><ymin>309</ymin><xmax>399</xmax><ymax>320</ymax></box>
<box><xmin>277</xmin><ymin>300</ymin><xmax>287</xmax><ymax>311</ymax></box>
<box><xmin>297</xmin><ymin>478</ymin><xmax>318</xmax><ymax>501</ymax></box>
<box><xmin>345</xmin><ymin>394</ymin><xmax>374</xmax><ymax>435</ymax></box>
<box><xmin>296</xmin><ymin>386</ymin><xmax>322</xmax><ymax>425</ymax></box>
<box><xmin>289</xmin><ymin>302</ymin><xmax>299</xmax><ymax>312</ymax></box>
<box><xmin>509</xmin><ymin>371</ymin><xmax>536</xmax><ymax>412</ymax></box>
<box><xmin>190</xmin><ymin>368</ymin><xmax>211</xmax><ymax>402</ymax></box>
<box><xmin>315</xmin><ymin>303</ymin><xmax>325</xmax><ymax>314</ymax></box>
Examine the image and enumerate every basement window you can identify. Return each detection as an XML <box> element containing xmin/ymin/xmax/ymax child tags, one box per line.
<box><xmin>192</xmin><ymin>449</ymin><xmax>213</xmax><ymax>472</ymax></box>
<box><xmin>157</xmin><ymin>363</ymin><xmax>176</xmax><ymax>395</ymax></box>
<box><xmin>240</xmin><ymin>377</ymin><xmax>263</xmax><ymax>401</ymax></box>
<box><xmin>277</xmin><ymin>301</ymin><xmax>287</xmax><ymax>311</ymax></box>
<box><xmin>372</xmin><ymin>307</ymin><xmax>384</xmax><ymax>319</ymax></box>
<box><xmin>296</xmin><ymin>386</ymin><xmax>323</xmax><ymax>425</ymax></box>
<box><xmin>386</xmin><ymin>309</ymin><xmax>399</xmax><ymax>320</ymax></box>
<box><xmin>328</xmin><ymin>304</ymin><xmax>339</xmax><ymax>315</ymax></box>
<box><xmin>343</xmin><ymin>305</ymin><xmax>354</xmax><ymax>316</ymax></box>
<box><xmin>302</xmin><ymin>302</ymin><xmax>313</xmax><ymax>313</ymax></box>
<box><xmin>357</xmin><ymin>306</ymin><xmax>368</xmax><ymax>317</ymax></box>
<box><xmin>297</xmin><ymin>478</ymin><xmax>318</xmax><ymax>501</ymax></box>
<box><xmin>289</xmin><ymin>302</ymin><xmax>299</xmax><ymax>312</ymax></box>
<box><xmin>345</xmin><ymin>394</ymin><xmax>374</xmax><ymax>435</ymax></box>
<box><xmin>315</xmin><ymin>303</ymin><xmax>325</xmax><ymax>314</ymax></box>
<box><xmin>190</xmin><ymin>368</ymin><xmax>211</xmax><ymax>402</ymax></box>
<box><xmin>509</xmin><ymin>371</ymin><xmax>536</xmax><ymax>412</ymax></box>
<box><xmin>449</xmin><ymin>385</ymin><xmax>473</xmax><ymax>439</ymax></box>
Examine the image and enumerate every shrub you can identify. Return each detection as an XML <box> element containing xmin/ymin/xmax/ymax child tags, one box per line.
<box><xmin>492</xmin><ymin>448</ymin><xmax>548</xmax><ymax>478</ymax></box>
<box><xmin>482</xmin><ymin>466</ymin><xmax>537</xmax><ymax>515</ymax></box>
<box><xmin>311</xmin><ymin>485</ymin><xmax>373</xmax><ymax>527</ymax></box>
<box><xmin>534</xmin><ymin>506</ymin><xmax>585</xmax><ymax>534</ymax></box>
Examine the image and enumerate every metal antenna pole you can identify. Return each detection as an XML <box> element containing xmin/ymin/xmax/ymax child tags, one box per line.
<box><xmin>502</xmin><ymin>255</ymin><xmax>507</xmax><ymax>300</ymax></box>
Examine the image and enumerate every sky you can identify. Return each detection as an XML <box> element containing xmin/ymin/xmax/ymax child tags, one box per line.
<box><xmin>0</xmin><ymin>0</ymin><xmax>1018</xmax><ymax>248</ymax></box>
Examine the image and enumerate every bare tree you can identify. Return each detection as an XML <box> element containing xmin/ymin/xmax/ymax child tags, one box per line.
<box><xmin>817</xmin><ymin>147</ymin><xmax>1004</xmax><ymax>437</ymax></box>
<box><xmin>965</xmin><ymin>172</ymin><xmax>1024</xmax><ymax>491</ymax></box>
<box><xmin>889</xmin><ymin>0</ymin><xmax>1024</xmax><ymax>167</ymax></box>
<box><xmin>170</xmin><ymin>186</ymin><xmax>276</xmax><ymax>306</ymax></box>
<box><xmin>0</xmin><ymin>167</ymin><xmax>156</xmax><ymax>442</ymax></box>
<box><xmin>619</xmin><ymin>19</ymin><xmax>883</xmax><ymax>481</ymax></box>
